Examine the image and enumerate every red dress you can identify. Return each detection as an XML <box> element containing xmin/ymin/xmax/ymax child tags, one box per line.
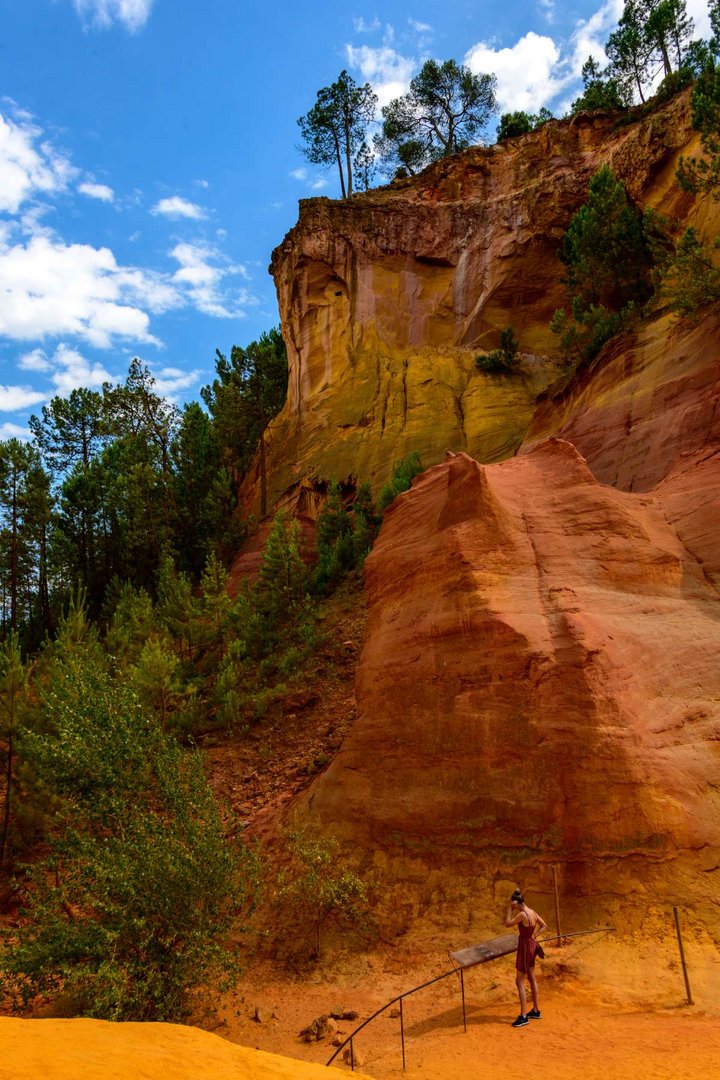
<box><xmin>515</xmin><ymin>918</ymin><xmax>538</xmax><ymax>973</ymax></box>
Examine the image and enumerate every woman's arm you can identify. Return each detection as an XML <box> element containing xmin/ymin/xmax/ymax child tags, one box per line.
<box><xmin>533</xmin><ymin>913</ymin><xmax>547</xmax><ymax>937</ymax></box>
<box><xmin>504</xmin><ymin>907</ymin><xmax>526</xmax><ymax>928</ymax></box>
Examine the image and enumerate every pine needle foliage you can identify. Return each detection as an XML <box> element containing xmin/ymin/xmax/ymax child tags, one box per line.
<box><xmin>378</xmin><ymin>453</ymin><xmax>424</xmax><ymax>511</ymax></box>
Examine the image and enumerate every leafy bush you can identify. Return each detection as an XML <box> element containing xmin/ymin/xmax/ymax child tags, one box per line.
<box><xmin>659</xmin><ymin>227</ymin><xmax>720</xmax><ymax>315</ymax></box>
<box><xmin>275</xmin><ymin>829</ymin><xmax>370</xmax><ymax>959</ymax></box>
<box><xmin>1</xmin><ymin>652</ymin><xmax>257</xmax><ymax>1021</ymax></box>
<box><xmin>496</xmin><ymin>108</ymin><xmax>552</xmax><ymax>141</ymax></box>
<box><xmin>476</xmin><ymin>325</ymin><xmax>522</xmax><ymax>374</ymax></box>
<box><xmin>570</xmin><ymin>58</ymin><xmax>630</xmax><ymax>115</ymax></box>
<box><xmin>653</xmin><ymin>66</ymin><xmax>694</xmax><ymax>105</ymax></box>
<box><xmin>312</xmin><ymin>481</ymin><xmax>380</xmax><ymax>594</ymax></box>
<box><xmin>550</xmin><ymin>300</ymin><xmax>629</xmax><ymax>369</ymax></box>
<box><xmin>378</xmin><ymin>453</ymin><xmax>423</xmax><ymax>511</ymax></box>
<box><xmin>560</xmin><ymin>164</ymin><xmax>652</xmax><ymax>311</ymax></box>
<box><xmin>677</xmin><ymin>64</ymin><xmax>720</xmax><ymax>198</ymax></box>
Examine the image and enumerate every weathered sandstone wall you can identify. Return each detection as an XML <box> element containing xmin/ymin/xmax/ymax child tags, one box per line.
<box><xmin>241</xmin><ymin>92</ymin><xmax>700</xmax><ymax>519</ymax></box>
<box><xmin>299</xmin><ymin>446</ymin><xmax>720</xmax><ymax>922</ymax></box>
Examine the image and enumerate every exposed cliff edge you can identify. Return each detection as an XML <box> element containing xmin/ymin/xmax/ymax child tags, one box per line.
<box><xmin>239</xmin><ymin>91</ymin><xmax>704</xmax><ymax>520</ymax></box>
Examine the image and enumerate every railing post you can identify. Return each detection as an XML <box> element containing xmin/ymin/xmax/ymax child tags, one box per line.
<box><xmin>552</xmin><ymin>864</ymin><xmax>562</xmax><ymax>943</ymax></box>
<box><xmin>350</xmin><ymin>1036</ymin><xmax>354</xmax><ymax>1072</ymax></box>
<box><xmin>460</xmin><ymin>967</ymin><xmax>467</xmax><ymax>1032</ymax></box>
<box><xmin>673</xmin><ymin>906</ymin><xmax>694</xmax><ymax>1005</ymax></box>
<box><xmin>400</xmin><ymin>996</ymin><xmax>406</xmax><ymax>1071</ymax></box>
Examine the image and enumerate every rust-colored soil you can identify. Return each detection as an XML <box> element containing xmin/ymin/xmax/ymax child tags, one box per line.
<box><xmin>203</xmin><ymin>579</ymin><xmax>366</xmax><ymax>837</ymax></box>
<box><xmin>223</xmin><ymin>929</ymin><xmax>720</xmax><ymax>1079</ymax></box>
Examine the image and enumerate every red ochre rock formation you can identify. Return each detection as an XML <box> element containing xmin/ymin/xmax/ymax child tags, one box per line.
<box><xmin>301</xmin><ymin>444</ymin><xmax>720</xmax><ymax>913</ymax></box>
<box><xmin>239</xmin><ymin>91</ymin><xmax>699</xmax><ymax>520</ymax></box>
<box><xmin>523</xmin><ymin>311</ymin><xmax>720</xmax><ymax>496</ymax></box>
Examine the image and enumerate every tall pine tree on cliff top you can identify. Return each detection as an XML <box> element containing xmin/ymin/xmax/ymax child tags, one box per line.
<box><xmin>297</xmin><ymin>70</ymin><xmax>377</xmax><ymax>198</ymax></box>
<box><xmin>375</xmin><ymin>59</ymin><xmax>497</xmax><ymax>176</ymax></box>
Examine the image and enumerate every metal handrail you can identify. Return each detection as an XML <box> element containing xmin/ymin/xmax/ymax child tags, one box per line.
<box><xmin>326</xmin><ymin>927</ymin><xmax>614</xmax><ymax>1071</ymax></box>
<box><xmin>325</xmin><ymin>966</ymin><xmax>458</xmax><ymax>1068</ymax></box>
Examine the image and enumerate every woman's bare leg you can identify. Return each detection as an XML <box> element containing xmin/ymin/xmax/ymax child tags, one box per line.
<box><xmin>528</xmin><ymin>969</ymin><xmax>539</xmax><ymax>1011</ymax></box>
<box><xmin>515</xmin><ymin>971</ymin><xmax>527</xmax><ymax>1014</ymax></box>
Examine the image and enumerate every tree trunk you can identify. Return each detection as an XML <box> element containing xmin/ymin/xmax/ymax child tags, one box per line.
<box><xmin>260</xmin><ymin>431</ymin><xmax>267</xmax><ymax>520</ymax></box>
<box><xmin>0</xmin><ymin>729</ymin><xmax>13</xmax><ymax>866</ymax></box>
<box><xmin>333</xmin><ymin>134</ymin><xmax>347</xmax><ymax>199</ymax></box>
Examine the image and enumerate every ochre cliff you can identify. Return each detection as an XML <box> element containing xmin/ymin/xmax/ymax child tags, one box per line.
<box><xmin>299</xmin><ymin>446</ymin><xmax>720</xmax><ymax>923</ymax></box>
<box><xmin>240</xmin><ymin>90</ymin><xmax>703</xmax><ymax>519</ymax></box>
<box><xmin>237</xmin><ymin>89</ymin><xmax>720</xmax><ymax>926</ymax></box>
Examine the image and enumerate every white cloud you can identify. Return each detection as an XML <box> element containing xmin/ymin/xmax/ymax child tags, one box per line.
<box><xmin>0</xmin><ymin>422</ymin><xmax>31</xmax><ymax>439</ymax></box>
<box><xmin>48</xmin><ymin>344</ymin><xmax>114</xmax><ymax>395</ymax></box>
<box><xmin>465</xmin><ymin>32</ymin><xmax>564</xmax><ymax>113</ymax></box>
<box><xmin>354</xmin><ymin>17</ymin><xmax>381</xmax><ymax>33</ymax></box>
<box><xmin>18</xmin><ymin>347</ymin><xmax>52</xmax><ymax>372</ymax></box>
<box><xmin>0</xmin><ymin>234</ymin><xmax>161</xmax><ymax>348</ymax></box>
<box><xmin>72</xmin><ymin>1</ymin><xmax>154</xmax><ymax>33</ymax></box>
<box><xmin>538</xmin><ymin>0</ymin><xmax>555</xmax><ymax>24</ymax></box>
<box><xmin>568</xmin><ymin>0</ymin><xmax>623</xmax><ymax>74</ymax></box>
<box><xmin>290</xmin><ymin>167</ymin><xmax>307</xmax><ymax>181</ymax></box>
<box><xmin>150</xmin><ymin>196</ymin><xmax>206</xmax><ymax>220</ymax></box>
<box><xmin>150</xmin><ymin>365</ymin><xmax>201</xmax><ymax>399</ymax></box>
<box><xmin>408</xmin><ymin>19</ymin><xmax>431</xmax><ymax>33</ymax></box>
<box><xmin>688</xmin><ymin>0</ymin><xmax>712</xmax><ymax>38</ymax></box>
<box><xmin>0</xmin><ymin>109</ymin><xmax>75</xmax><ymax>214</ymax></box>
<box><xmin>345</xmin><ymin>44</ymin><xmax>415</xmax><ymax>107</ymax></box>
<box><xmin>310</xmin><ymin>177</ymin><xmax>329</xmax><ymax>190</ymax></box>
<box><xmin>194</xmin><ymin>178</ymin><xmax>209</xmax><ymax>188</ymax></box>
<box><xmin>78</xmin><ymin>180</ymin><xmax>114</xmax><ymax>202</ymax></box>
<box><xmin>0</xmin><ymin>384</ymin><xmax>47</xmax><ymax>411</ymax></box>
<box><xmin>170</xmin><ymin>242</ymin><xmax>254</xmax><ymax>319</ymax></box>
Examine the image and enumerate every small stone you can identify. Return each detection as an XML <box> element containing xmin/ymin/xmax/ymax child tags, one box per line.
<box><xmin>331</xmin><ymin>1035</ymin><xmax>343</xmax><ymax>1047</ymax></box>
<box><xmin>252</xmin><ymin>1006</ymin><xmax>268</xmax><ymax>1024</ymax></box>
<box><xmin>342</xmin><ymin>1047</ymin><xmax>365</xmax><ymax>1068</ymax></box>
<box><xmin>300</xmin><ymin>1014</ymin><xmax>333</xmax><ymax>1041</ymax></box>
<box><xmin>389</xmin><ymin>1006</ymin><xmax>401</xmax><ymax>1019</ymax></box>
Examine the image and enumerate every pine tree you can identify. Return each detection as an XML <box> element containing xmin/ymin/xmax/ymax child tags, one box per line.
<box><xmin>298</xmin><ymin>71</ymin><xmax>378</xmax><ymax>197</ymax></box>
<box><xmin>0</xmin><ymin>632</ymin><xmax>29</xmax><ymax>866</ymax></box>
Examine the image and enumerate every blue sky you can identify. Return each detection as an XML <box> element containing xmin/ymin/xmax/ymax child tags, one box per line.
<box><xmin>0</xmin><ymin>0</ymin><xmax>712</xmax><ymax>438</ymax></box>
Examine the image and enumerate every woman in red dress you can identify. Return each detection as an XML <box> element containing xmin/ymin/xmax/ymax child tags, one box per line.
<box><xmin>504</xmin><ymin>888</ymin><xmax>547</xmax><ymax>1027</ymax></box>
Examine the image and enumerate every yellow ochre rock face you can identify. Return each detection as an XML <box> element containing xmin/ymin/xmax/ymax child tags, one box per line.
<box><xmin>0</xmin><ymin>1017</ymin><xmax>374</xmax><ymax>1080</ymax></box>
<box><xmin>241</xmin><ymin>90</ymin><xmax>699</xmax><ymax>518</ymax></box>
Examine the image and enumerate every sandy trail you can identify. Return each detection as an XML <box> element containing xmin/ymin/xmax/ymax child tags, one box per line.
<box><xmin>225</xmin><ymin>932</ymin><xmax>720</xmax><ymax>1079</ymax></box>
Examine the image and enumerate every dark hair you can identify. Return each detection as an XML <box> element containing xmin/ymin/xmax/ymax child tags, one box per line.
<box><xmin>510</xmin><ymin>889</ymin><xmax>524</xmax><ymax>904</ymax></box>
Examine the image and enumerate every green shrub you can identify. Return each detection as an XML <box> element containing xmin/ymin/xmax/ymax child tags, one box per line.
<box><xmin>550</xmin><ymin>300</ymin><xmax>631</xmax><ymax>369</ymax></box>
<box><xmin>496</xmin><ymin>108</ymin><xmax>552</xmax><ymax>141</ymax></box>
<box><xmin>275</xmin><ymin>829</ymin><xmax>370</xmax><ymax>959</ymax></box>
<box><xmin>653</xmin><ymin>67</ymin><xmax>694</xmax><ymax>105</ymax></box>
<box><xmin>560</xmin><ymin>164</ymin><xmax>652</xmax><ymax>311</ymax></box>
<box><xmin>660</xmin><ymin>227</ymin><xmax>720</xmax><ymax>315</ymax></box>
<box><xmin>312</xmin><ymin>481</ymin><xmax>380</xmax><ymax>594</ymax></box>
<box><xmin>378</xmin><ymin>452</ymin><xmax>423</xmax><ymax>511</ymax></box>
<box><xmin>476</xmin><ymin>325</ymin><xmax>521</xmax><ymax>375</ymax></box>
<box><xmin>1</xmin><ymin>654</ymin><xmax>257</xmax><ymax>1021</ymax></box>
<box><xmin>677</xmin><ymin>65</ymin><xmax>720</xmax><ymax>198</ymax></box>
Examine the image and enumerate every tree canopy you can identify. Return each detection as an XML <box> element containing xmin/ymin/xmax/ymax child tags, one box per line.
<box><xmin>375</xmin><ymin>59</ymin><xmax>497</xmax><ymax>176</ymax></box>
<box><xmin>297</xmin><ymin>70</ymin><xmax>377</xmax><ymax>198</ymax></box>
<box><xmin>201</xmin><ymin>326</ymin><xmax>288</xmax><ymax>519</ymax></box>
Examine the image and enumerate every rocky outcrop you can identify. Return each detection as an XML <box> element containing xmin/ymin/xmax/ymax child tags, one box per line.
<box><xmin>523</xmin><ymin>311</ymin><xmax>720</xmax><ymax>496</ymax></box>
<box><xmin>300</xmin><ymin>445</ymin><xmax>720</xmax><ymax>918</ymax></box>
<box><xmin>243</xmin><ymin>92</ymin><xmax>700</xmax><ymax>519</ymax></box>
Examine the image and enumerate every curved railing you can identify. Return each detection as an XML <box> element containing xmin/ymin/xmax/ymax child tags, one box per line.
<box><xmin>326</xmin><ymin>928</ymin><xmax>614</xmax><ymax>1072</ymax></box>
